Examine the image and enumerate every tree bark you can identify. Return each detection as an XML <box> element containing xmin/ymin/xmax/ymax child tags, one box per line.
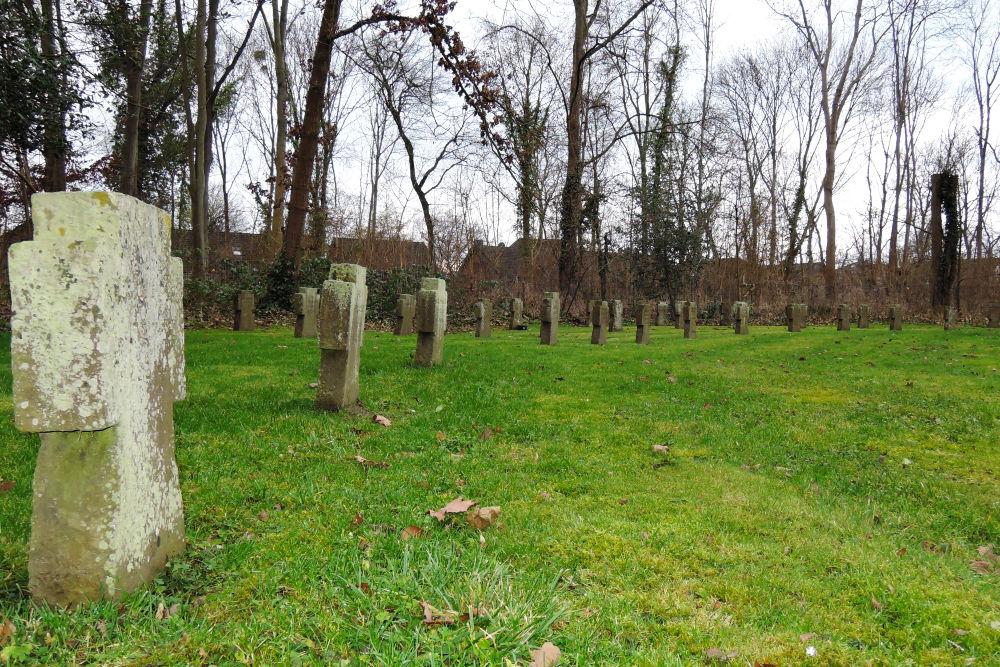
<box><xmin>119</xmin><ymin>0</ymin><xmax>154</xmax><ymax>196</ymax></box>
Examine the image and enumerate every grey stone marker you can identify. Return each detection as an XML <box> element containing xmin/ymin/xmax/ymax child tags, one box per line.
<box><xmin>316</xmin><ymin>264</ymin><xmax>368</xmax><ymax>411</ymax></box>
<box><xmin>9</xmin><ymin>191</ymin><xmax>186</xmax><ymax>606</ymax></box>
<box><xmin>683</xmin><ymin>301</ymin><xmax>698</xmax><ymax>339</ymax></box>
<box><xmin>509</xmin><ymin>298</ymin><xmax>523</xmax><ymax>329</ymax></box>
<box><xmin>732</xmin><ymin>301</ymin><xmax>750</xmax><ymax>334</ymax></box>
<box><xmin>294</xmin><ymin>287</ymin><xmax>320</xmax><ymax>338</ymax></box>
<box><xmin>674</xmin><ymin>300</ymin><xmax>689</xmax><ymax>329</ymax></box>
<box><xmin>635</xmin><ymin>304</ymin><xmax>651</xmax><ymax>344</ymax></box>
<box><xmin>656</xmin><ymin>302</ymin><xmax>670</xmax><ymax>326</ymax></box>
<box><xmin>943</xmin><ymin>306</ymin><xmax>958</xmax><ymax>331</ymax></box>
<box><xmin>889</xmin><ymin>304</ymin><xmax>904</xmax><ymax>331</ymax></box>
<box><xmin>415</xmin><ymin>277</ymin><xmax>448</xmax><ymax>366</ymax></box>
<box><xmin>234</xmin><ymin>290</ymin><xmax>255</xmax><ymax>331</ymax></box>
<box><xmin>474</xmin><ymin>299</ymin><xmax>492</xmax><ymax>338</ymax></box>
<box><xmin>786</xmin><ymin>303</ymin><xmax>807</xmax><ymax>332</ymax></box>
<box><xmin>590</xmin><ymin>300</ymin><xmax>609</xmax><ymax>345</ymax></box>
<box><xmin>989</xmin><ymin>304</ymin><xmax>1000</xmax><ymax>329</ymax></box>
<box><xmin>540</xmin><ymin>292</ymin><xmax>559</xmax><ymax>345</ymax></box>
<box><xmin>836</xmin><ymin>304</ymin><xmax>851</xmax><ymax>332</ymax></box>
<box><xmin>857</xmin><ymin>304</ymin><xmax>871</xmax><ymax>329</ymax></box>
<box><xmin>610</xmin><ymin>300</ymin><xmax>623</xmax><ymax>332</ymax></box>
<box><xmin>394</xmin><ymin>294</ymin><xmax>416</xmax><ymax>336</ymax></box>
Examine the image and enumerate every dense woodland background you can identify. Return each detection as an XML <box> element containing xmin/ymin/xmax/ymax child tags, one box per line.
<box><xmin>1</xmin><ymin>0</ymin><xmax>998</xmax><ymax>324</ymax></box>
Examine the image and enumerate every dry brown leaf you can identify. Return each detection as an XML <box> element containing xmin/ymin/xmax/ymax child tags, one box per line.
<box><xmin>466</xmin><ymin>506</ymin><xmax>501</xmax><ymax>530</ymax></box>
<box><xmin>978</xmin><ymin>544</ymin><xmax>999</xmax><ymax>563</ymax></box>
<box><xmin>952</xmin><ymin>629</ymin><xmax>971</xmax><ymax>636</ymax></box>
<box><xmin>529</xmin><ymin>641</ymin><xmax>561</xmax><ymax>667</ymax></box>
<box><xmin>373</xmin><ymin>414</ymin><xmax>391</xmax><ymax>427</ymax></box>
<box><xmin>704</xmin><ymin>647</ymin><xmax>738</xmax><ymax>661</ymax></box>
<box><xmin>896</xmin><ymin>547</ymin><xmax>907</xmax><ymax>557</ymax></box>
<box><xmin>0</xmin><ymin>618</ymin><xmax>15</xmax><ymax>646</ymax></box>
<box><xmin>429</xmin><ymin>497</ymin><xmax>478</xmax><ymax>521</ymax></box>
<box><xmin>354</xmin><ymin>455</ymin><xmax>390</xmax><ymax>469</ymax></box>
<box><xmin>308</xmin><ymin>382</ymin><xmax>319</xmax><ymax>389</ymax></box>
<box><xmin>480</xmin><ymin>427</ymin><xmax>493</xmax><ymax>440</ymax></box>
<box><xmin>799</xmin><ymin>633</ymin><xmax>815</xmax><ymax>642</ymax></box>
<box><xmin>259</xmin><ymin>510</ymin><xmax>269</xmax><ymax>520</ymax></box>
<box><xmin>155</xmin><ymin>602</ymin><xmax>179</xmax><ymax>621</ymax></box>
<box><xmin>667</xmin><ymin>375</ymin><xmax>677</xmax><ymax>383</ymax></box>
<box><xmin>420</xmin><ymin>601</ymin><xmax>457</xmax><ymax>626</ymax></box>
<box><xmin>436</xmin><ymin>431</ymin><xmax>446</xmax><ymax>441</ymax></box>
<box><xmin>0</xmin><ymin>480</ymin><xmax>14</xmax><ymax>494</ymax></box>
<box><xmin>96</xmin><ymin>619</ymin><xmax>107</xmax><ymax>638</ymax></box>
<box><xmin>652</xmin><ymin>444</ymin><xmax>670</xmax><ymax>453</ymax></box>
<box><xmin>401</xmin><ymin>525</ymin><xmax>425</xmax><ymax>541</ymax></box>
<box><xmin>970</xmin><ymin>560</ymin><xmax>993</xmax><ymax>574</ymax></box>
<box><xmin>871</xmin><ymin>597</ymin><xmax>884</xmax><ymax>611</ymax></box>
<box><xmin>642</xmin><ymin>359</ymin><xmax>652</xmax><ymax>365</ymax></box>
<box><xmin>350</xmin><ymin>513</ymin><xmax>363</xmax><ymax>527</ymax></box>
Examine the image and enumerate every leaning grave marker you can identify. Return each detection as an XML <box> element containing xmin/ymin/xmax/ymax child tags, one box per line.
<box><xmin>316</xmin><ymin>264</ymin><xmax>368</xmax><ymax>411</ymax></box>
<box><xmin>9</xmin><ymin>191</ymin><xmax>186</xmax><ymax>606</ymax></box>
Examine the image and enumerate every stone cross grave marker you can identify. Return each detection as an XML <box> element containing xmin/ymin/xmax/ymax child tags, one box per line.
<box><xmin>10</xmin><ymin>191</ymin><xmax>186</xmax><ymax>606</ymax></box>
<box><xmin>316</xmin><ymin>264</ymin><xmax>368</xmax><ymax>411</ymax></box>
<box><xmin>590</xmin><ymin>300</ymin><xmax>609</xmax><ymax>345</ymax></box>
<box><xmin>890</xmin><ymin>304</ymin><xmax>904</xmax><ymax>331</ymax></box>
<box><xmin>655</xmin><ymin>302</ymin><xmax>670</xmax><ymax>326</ymax></box>
<box><xmin>234</xmin><ymin>290</ymin><xmax>255</xmax><ymax>331</ymax></box>
<box><xmin>683</xmin><ymin>301</ymin><xmax>697</xmax><ymax>339</ymax></box>
<box><xmin>415</xmin><ymin>278</ymin><xmax>447</xmax><ymax>366</ymax></box>
<box><xmin>294</xmin><ymin>287</ymin><xmax>320</xmax><ymax>338</ymax></box>
<box><xmin>989</xmin><ymin>303</ymin><xmax>1000</xmax><ymax>329</ymax></box>
<box><xmin>394</xmin><ymin>294</ymin><xmax>415</xmax><ymax>336</ymax></box>
<box><xmin>943</xmin><ymin>306</ymin><xmax>958</xmax><ymax>331</ymax></box>
<box><xmin>635</xmin><ymin>304</ymin><xmax>651</xmax><ymax>344</ymax></box>
<box><xmin>786</xmin><ymin>303</ymin><xmax>807</xmax><ymax>332</ymax></box>
<box><xmin>509</xmin><ymin>298</ymin><xmax>523</xmax><ymax>329</ymax></box>
<box><xmin>837</xmin><ymin>304</ymin><xmax>851</xmax><ymax>332</ymax></box>
<box><xmin>674</xmin><ymin>300</ymin><xmax>689</xmax><ymax>329</ymax></box>
<box><xmin>732</xmin><ymin>301</ymin><xmax>749</xmax><ymax>334</ymax></box>
<box><xmin>857</xmin><ymin>304</ymin><xmax>871</xmax><ymax>329</ymax></box>
<box><xmin>540</xmin><ymin>292</ymin><xmax>559</xmax><ymax>345</ymax></box>
<box><xmin>610</xmin><ymin>299</ymin><xmax>623</xmax><ymax>332</ymax></box>
<box><xmin>474</xmin><ymin>299</ymin><xmax>492</xmax><ymax>338</ymax></box>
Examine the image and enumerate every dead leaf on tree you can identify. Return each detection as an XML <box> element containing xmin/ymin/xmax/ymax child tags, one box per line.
<box><xmin>401</xmin><ymin>525</ymin><xmax>425</xmax><ymax>541</ymax></box>
<box><xmin>429</xmin><ymin>497</ymin><xmax>478</xmax><ymax>521</ymax></box>
<box><xmin>354</xmin><ymin>455</ymin><xmax>390</xmax><ymax>469</ymax></box>
<box><xmin>466</xmin><ymin>506</ymin><xmax>501</xmax><ymax>530</ymax></box>
<box><xmin>529</xmin><ymin>641</ymin><xmax>561</xmax><ymax>667</ymax></box>
<box><xmin>373</xmin><ymin>414</ymin><xmax>391</xmax><ymax>427</ymax></box>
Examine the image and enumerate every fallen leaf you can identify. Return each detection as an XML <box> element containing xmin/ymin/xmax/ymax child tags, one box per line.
<box><xmin>978</xmin><ymin>544</ymin><xmax>999</xmax><ymax>563</ymax></box>
<box><xmin>359</xmin><ymin>582</ymin><xmax>372</xmax><ymax>596</ymax></box>
<box><xmin>373</xmin><ymin>414</ymin><xmax>391</xmax><ymax>427</ymax></box>
<box><xmin>643</xmin><ymin>359</ymin><xmax>652</xmax><ymax>365</ymax></box>
<box><xmin>480</xmin><ymin>427</ymin><xmax>493</xmax><ymax>440</ymax></box>
<box><xmin>96</xmin><ymin>619</ymin><xmax>107</xmax><ymax>638</ymax></box>
<box><xmin>952</xmin><ymin>629</ymin><xmax>970</xmax><ymax>636</ymax></box>
<box><xmin>308</xmin><ymin>382</ymin><xmax>319</xmax><ymax>389</ymax></box>
<box><xmin>350</xmin><ymin>513</ymin><xmax>363</xmax><ymax>527</ymax></box>
<box><xmin>871</xmin><ymin>597</ymin><xmax>883</xmax><ymax>611</ymax></box>
<box><xmin>970</xmin><ymin>560</ymin><xmax>993</xmax><ymax>574</ymax></box>
<box><xmin>0</xmin><ymin>618</ymin><xmax>15</xmax><ymax>646</ymax></box>
<box><xmin>667</xmin><ymin>375</ymin><xmax>677</xmax><ymax>382</ymax></box>
<box><xmin>619</xmin><ymin>498</ymin><xmax>629</xmax><ymax>505</ymax></box>
<box><xmin>799</xmin><ymin>633</ymin><xmax>815</xmax><ymax>642</ymax></box>
<box><xmin>896</xmin><ymin>547</ymin><xmax>907</xmax><ymax>557</ymax></box>
<box><xmin>652</xmin><ymin>444</ymin><xmax>670</xmax><ymax>453</ymax></box>
<box><xmin>429</xmin><ymin>497</ymin><xmax>478</xmax><ymax>521</ymax></box>
<box><xmin>259</xmin><ymin>510</ymin><xmax>269</xmax><ymax>520</ymax></box>
<box><xmin>155</xmin><ymin>602</ymin><xmax>179</xmax><ymax>621</ymax></box>
<box><xmin>354</xmin><ymin>455</ymin><xmax>390</xmax><ymax>469</ymax></box>
<box><xmin>704</xmin><ymin>647</ymin><xmax>738</xmax><ymax>661</ymax></box>
<box><xmin>401</xmin><ymin>525</ymin><xmax>425</xmax><ymax>541</ymax></box>
<box><xmin>420</xmin><ymin>601</ymin><xmax>457</xmax><ymax>626</ymax></box>
<box><xmin>198</xmin><ymin>648</ymin><xmax>208</xmax><ymax>659</ymax></box>
<box><xmin>276</xmin><ymin>345</ymin><xmax>288</xmax><ymax>349</ymax></box>
<box><xmin>466</xmin><ymin>506</ymin><xmax>501</xmax><ymax>530</ymax></box>
<box><xmin>529</xmin><ymin>641</ymin><xmax>561</xmax><ymax>666</ymax></box>
<box><xmin>436</xmin><ymin>431</ymin><xmax>446</xmax><ymax>441</ymax></box>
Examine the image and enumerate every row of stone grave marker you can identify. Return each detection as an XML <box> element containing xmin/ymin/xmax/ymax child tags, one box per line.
<box><xmin>8</xmin><ymin>194</ymin><xmax>999</xmax><ymax>607</ymax></box>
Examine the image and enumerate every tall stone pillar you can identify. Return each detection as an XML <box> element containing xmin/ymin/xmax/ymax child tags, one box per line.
<box><xmin>635</xmin><ymin>304</ymin><xmax>651</xmax><ymax>344</ymax></box>
<box><xmin>540</xmin><ymin>292</ymin><xmax>559</xmax><ymax>345</ymax></box>
<box><xmin>474</xmin><ymin>299</ymin><xmax>492</xmax><ymax>338</ymax></box>
<box><xmin>609</xmin><ymin>299</ymin><xmax>623</xmax><ymax>332</ymax></box>
<box><xmin>590</xmin><ymin>300</ymin><xmax>608</xmax><ymax>346</ymax></box>
<box><xmin>234</xmin><ymin>290</ymin><xmax>255</xmax><ymax>331</ymax></box>
<box><xmin>683</xmin><ymin>301</ymin><xmax>697</xmax><ymax>339</ymax></box>
<box><xmin>509</xmin><ymin>298</ymin><xmax>523</xmax><ymax>329</ymax></box>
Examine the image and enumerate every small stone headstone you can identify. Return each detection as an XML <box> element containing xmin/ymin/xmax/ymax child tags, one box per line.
<box><xmin>294</xmin><ymin>287</ymin><xmax>320</xmax><ymax>338</ymax></box>
<box><xmin>540</xmin><ymin>292</ymin><xmax>559</xmax><ymax>345</ymax></box>
<box><xmin>786</xmin><ymin>303</ymin><xmax>807</xmax><ymax>332</ymax></box>
<box><xmin>474</xmin><ymin>299</ymin><xmax>492</xmax><ymax>338</ymax></box>
<box><xmin>857</xmin><ymin>304</ymin><xmax>870</xmax><ymax>329</ymax></box>
<box><xmin>889</xmin><ymin>304</ymin><xmax>904</xmax><ymax>331</ymax></box>
<box><xmin>989</xmin><ymin>304</ymin><xmax>1000</xmax><ymax>329</ymax></box>
<box><xmin>415</xmin><ymin>278</ymin><xmax>448</xmax><ymax>366</ymax></box>
<box><xmin>943</xmin><ymin>306</ymin><xmax>958</xmax><ymax>331</ymax></box>
<box><xmin>10</xmin><ymin>191</ymin><xmax>186</xmax><ymax>606</ymax></box>
<box><xmin>674</xmin><ymin>300</ymin><xmax>689</xmax><ymax>329</ymax></box>
<box><xmin>610</xmin><ymin>300</ymin><xmax>623</xmax><ymax>332</ymax></box>
<box><xmin>394</xmin><ymin>294</ymin><xmax>416</xmax><ymax>336</ymax></box>
<box><xmin>732</xmin><ymin>301</ymin><xmax>749</xmax><ymax>334</ymax></box>
<box><xmin>509</xmin><ymin>298</ymin><xmax>523</xmax><ymax>330</ymax></box>
<box><xmin>656</xmin><ymin>302</ymin><xmax>670</xmax><ymax>326</ymax></box>
<box><xmin>590</xmin><ymin>300</ymin><xmax>609</xmax><ymax>345</ymax></box>
<box><xmin>316</xmin><ymin>264</ymin><xmax>367</xmax><ymax>411</ymax></box>
<box><xmin>234</xmin><ymin>290</ymin><xmax>255</xmax><ymax>331</ymax></box>
<box><xmin>836</xmin><ymin>304</ymin><xmax>851</xmax><ymax>332</ymax></box>
<box><xmin>683</xmin><ymin>301</ymin><xmax>697</xmax><ymax>339</ymax></box>
<box><xmin>635</xmin><ymin>304</ymin><xmax>651</xmax><ymax>344</ymax></box>
<box><xmin>719</xmin><ymin>301</ymin><xmax>732</xmax><ymax>326</ymax></box>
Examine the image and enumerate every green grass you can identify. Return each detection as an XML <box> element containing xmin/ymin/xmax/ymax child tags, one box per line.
<box><xmin>1</xmin><ymin>322</ymin><xmax>999</xmax><ymax>665</ymax></box>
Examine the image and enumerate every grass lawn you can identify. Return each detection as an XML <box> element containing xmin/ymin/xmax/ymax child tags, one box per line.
<box><xmin>1</xmin><ymin>322</ymin><xmax>999</xmax><ymax>665</ymax></box>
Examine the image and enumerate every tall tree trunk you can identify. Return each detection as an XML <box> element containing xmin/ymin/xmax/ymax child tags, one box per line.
<box><xmin>284</xmin><ymin>0</ymin><xmax>342</xmax><ymax>266</ymax></box>
<box><xmin>558</xmin><ymin>0</ymin><xmax>587</xmax><ymax>303</ymax></box>
<box><xmin>822</xmin><ymin>125</ymin><xmax>837</xmax><ymax>299</ymax></box>
<box><xmin>120</xmin><ymin>0</ymin><xmax>154</xmax><ymax>196</ymax></box>
<box><xmin>265</xmin><ymin>0</ymin><xmax>289</xmax><ymax>261</ymax></box>
<box><xmin>38</xmin><ymin>0</ymin><xmax>67</xmax><ymax>192</ymax></box>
